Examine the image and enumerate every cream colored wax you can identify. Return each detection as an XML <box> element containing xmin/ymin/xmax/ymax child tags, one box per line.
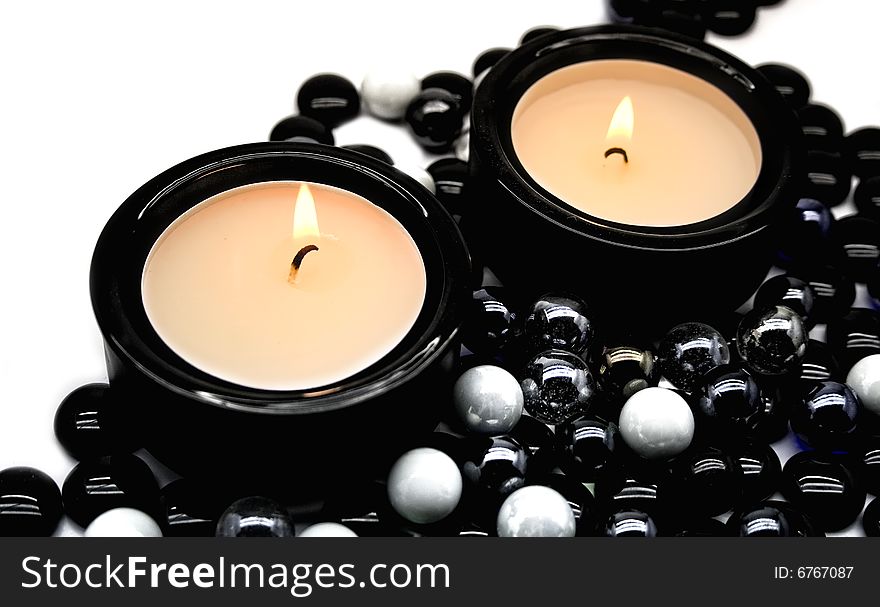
<box><xmin>142</xmin><ymin>182</ymin><xmax>426</xmax><ymax>391</ymax></box>
<box><xmin>511</xmin><ymin>60</ymin><xmax>763</xmax><ymax>227</ymax></box>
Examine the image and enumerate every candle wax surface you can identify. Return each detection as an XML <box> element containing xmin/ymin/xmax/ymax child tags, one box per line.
<box><xmin>142</xmin><ymin>181</ymin><xmax>427</xmax><ymax>391</ymax></box>
<box><xmin>511</xmin><ymin>59</ymin><xmax>762</xmax><ymax>227</ymax></box>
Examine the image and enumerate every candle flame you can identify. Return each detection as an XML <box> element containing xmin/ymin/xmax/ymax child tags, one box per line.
<box><xmin>292</xmin><ymin>183</ymin><xmax>320</xmax><ymax>241</ymax></box>
<box><xmin>606</xmin><ymin>95</ymin><xmax>634</xmax><ymax>143</ymax></box>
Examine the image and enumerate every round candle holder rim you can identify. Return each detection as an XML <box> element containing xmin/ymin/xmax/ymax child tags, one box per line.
<box><xmin>471</xmin><ymin>24</ymin><xmax>804</xmax><ymax>249</ymax></box>
<box><xmin>90</xmin><ymin>141</ymin><xmax>471</xmax><ymax>416</ymax></box>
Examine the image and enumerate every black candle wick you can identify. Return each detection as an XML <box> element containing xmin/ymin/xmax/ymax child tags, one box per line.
<box><xmin>604</xmin><ymin>147</ymin><xmax>629</xmax><ymax>163</ymax></box>
<box><xmin>289</xmin><ymin>244</ymin><xmax>319</xmax><ymax>283</ymax></box>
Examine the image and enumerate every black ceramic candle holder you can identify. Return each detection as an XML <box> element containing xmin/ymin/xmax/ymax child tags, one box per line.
<box><xmin>467</xmin><ymin>25</ymin><xmax>804</xmax><ymax>335</ymax></box>
<box><xmin>90</xmin><ymin>142</ymin><xmax>471</xmax><ymax>495</ymax></box>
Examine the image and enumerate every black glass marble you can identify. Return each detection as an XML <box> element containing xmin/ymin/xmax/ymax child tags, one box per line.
<box><xmin>864</xmin><ymin>497</ymin><xmax>880</xmax><ymax>536</ymax></box>
<box><xmin>597</xmin><ymin>343</ymin><xmax>657</xmax><ymax>403</ymax></box>
<box><xmin>520</xmin><ymin>350</ymin><xmax>596</xmax><ymax>424</ymax></box>
<box><xmin>341</xmin><ymin>144</ymin><xmax>393</xmax><ymax>165</ymax></box>
<box><xmin>520</xmin><ymin>26</ymin><xmax>561</xmax><ymax>45</ymax></box>
<box><xmin>607</xmin><ymin>0</ymin><xmax>705</xmax><ymax>40</ymax></box>
<box><xmin>62</xmin><ymin>454</ymin><xmax>160</xmax><ymax>528</ymax></box>
<box><xmin>845</xmin><ymin>127</ymin><xmax>880</xmax><ymax>179</ymax></box>
<box><xmin>54</xmin><ymin>383</ymin><xmax>138</xmax><ymax>461</ymax></box>
<box><xmin>797</xmin><ymin>103</ymin><xmax>844</xmax><ymax>153</ymax></box>
<box><xmin>531</xmin><ymin>473</ymin><xmax>596</xmax><ymax>536</ymax></box>
<box><xmin>472</xmin><ymin>48</ymin><xmax>511</xmax><ymax>78</ymax></box>
<box><xmin>594</xmin><ymin>462</ymin><xmax>669</xmax><ymax>520</ymax></box>
<box><xmin>695</xmin><ymin>364</ymin><xmax>763</xmax><ymax>439</ymax></box>
<box><xmin>0</xmin><ymin>467</ymin><xmax>63</xmax><ymax>537</ymax></box>
<box><xmin>520</xmin><ymin>292</ymin><xmax>597</xmax><ymax>359</ymax></box>
<box><xmin>427</xmin><ymin>158</ymin><xmax>470</xmax><ymax>217</ymax></box>
<box><xmin>460</xmin><ymin>435</ymin><xmax>528</xmax><ymax>511</ymax></box>
<box><xmin>460</xmin><ymin>287</ymin><xmax>515</xmax><ymax>357</ymax></box>
<box><xmin>296</xmin><ymin>73</ymin><xmax>360</xmax><ymax>128</ymax></box>
<box><xmin>781</xmin><ymin>451</ymin><xmax>865</xmax><ymax>532</ymax></box>
<box><xmin>727</xmin><ymin>500</ymin><xmax>824</xmax><ymax>537</ymax></box>
<box><xmin>705</xmin><ymin>3</ymin><xmax>755</xmax><ymax>36</ymax></box>
<box><xmin>509</xmin><ymin>415</ymin><xmax>555</xmax><ymax>456</ymax></box>
<box><xmin>404</xmin><ymin>88</ymin><xmax>463</xmax><ymax>153</ymax></box>
<box><xmin>670</xmin><ymin>516</ymin><xmax>729</xmax><ymax>537</ymax></box>
<box><xmin>736</xmin><ymin>305</ymin><xmax>808</xmax><ymax>377</ymax></box>
<box><xmin>802</xmin><ymin>150</ymin><xmax>851</xmax><ymax>207</ymax></box>
<box><xmin>556</xmin><ymin>416</ymin><xmax>623</xmax><ymax>483</ymax></box>
<box><xmin>268</xmin><ymin>115</ymin><xmax>334</xmax><ymax>145</ymax></box>
<box><xmin>731</xmin><ymin>438</ymin><xmax>781</xmax><ymax>506</ymax></box>
<box><xmin>870</xmin><ymin>268</ymin><xmax>880</xmax><ymax>309</ymax></box>
<box><xmin>421</xmin><ymin>71</ymin><xmax>473</xmax><ymax>112</ymax></box>
<box><xmin>796</xmin><ymin>339</ymin><xmax>841</xmax><ymax>385</ymax></box>
<box><xmin>859</xmin><ymin>435</ymin><xmax>880</xmax><ymax>496</ymax></box>
<box><xmin>600</xmin><ymin>509</ymin><xmax>658</xmax><ymax>537</ymax></box>
<box><xmin>855</xmin><ymin>176</ymin><xmax>880</xmax><ymax>221</ymax></box>
<box><xmin>160</xmin><ymin>479</ymin><xmax>227</xmax><ymax>537</ymax></box>
<box><xmin>788</xmin><ymin>264</ymin><xmax>856</xmax><ymax>325</ymax></box>
<box><xmin>776</xmin><ymin>198</ymin><xmax>835</xmax><ymax>268</ymax></box>
<box><xmin>321</xmin><ymin>481</ymin><xmax>406</xmax><ymax>537</ymax></box>
<box><xmin>667</xmin><ymin>446</ymin><xmax>743</xmax><ymax>517</ymax></box>
<box><xmin>826</xmin><ymin>308</ymin><xmax>880</xmax><ymax>373</ymax></box>
<box><xmin>657</xmin><ymin>322</ymin><xmax>731</xmax><ymax>392</ymax></box>
<box><xmin>756</xmin><ymin>63</ymin><xmax>811</xmax><ymax>109</ymax></box>
<box><xmin>752</xmin><ymin>379</ymin><xmax>795</xmax><ymax>444</ymax></box>
<box><xmin>831</xmin><ymin>215</ymin><xmax>880</xmax><ymax>284</ymax></box>
<box><xmin>753</xmin><ymin>275</ymin><xmax>816</xmax><ymax>329</ymax></box>
<box><xmin>790</xmin><ymin>381</ymin><xmax>860</xmax><ymax>451</ymax></box>
<box><xmin>215</xmin><ymin>496</ymin><xmax>294</xmax><ymax>537</ymax></box>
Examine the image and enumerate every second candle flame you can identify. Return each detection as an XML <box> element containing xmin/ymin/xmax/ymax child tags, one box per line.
<box><xmin>292</xmin><ymin>183</ymin><xmax>321</xmax><ymax>241</ymax></box>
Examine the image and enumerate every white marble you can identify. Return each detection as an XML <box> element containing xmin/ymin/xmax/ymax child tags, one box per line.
<box><xmin>361</xmin><ymin>69</ymin><xmax>420</xmax><ymax>120</ymax></box>
<box><xmin>618</xmin><ymin>387</ymin><xmax>694</xmax><ymax>460</ymax></box>
<box><xmin>847</xmin><ymin>354</ymin><xmax>880</xmax><ymax>415</ymax></box>
<box><xmin>387</xmin><ymin>447</ymin><xmax>462</xmax><ymax>524</ymax></box>
<box><xmin>298</xmin><ymin>522</ymin><xmax>358</xmax><ymax>537</ymax></box>
<box><xmin>453</xmin><ymin>365</ymin><xmax>524</xmax><ymax>434</ymax></box>
<box><xmin>84</xmin><ymin>508</ymin><xmax>163</xmax><ymax>537</ymax></box>
<box><xmin>398</xmin><ymin>164</ymin><xmax>436</xmax><ymax>193</ymax></box>
<box><xmin>496</xmin><ymin>485</ymin><xmax>576</xmax><ymax>537</ymax></box>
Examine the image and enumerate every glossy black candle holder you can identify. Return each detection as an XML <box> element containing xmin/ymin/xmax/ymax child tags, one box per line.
<box><xmin>467</xmin><ymin>25</ymin><xmax>804</xmax><ymax>335</ymax></box>
<box><xmin>90</xmin><ymin>142</ymin><xmax>471</xmax><ymax>496</ymax></box>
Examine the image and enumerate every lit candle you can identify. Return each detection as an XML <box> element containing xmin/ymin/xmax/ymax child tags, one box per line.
<box><xmin>142</xmin><ymin>181</ymin><xmax>427</xmax><ymax>391</ymax></box>
<box><xmin>511</xmin><ymin>59</ymin><xmax>763</xmax><ymax>227</ymax></box>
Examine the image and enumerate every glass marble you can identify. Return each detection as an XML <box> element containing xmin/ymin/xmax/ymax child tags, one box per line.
<box><xmin>781</xmin><ymin>451</ymin><xmax>866</xmax><ymax>532</ymax></box>
<box><xmin>268</xmin><ymin>114</ymin><xmax>334</xmax><ymax>144</ymax></box>
<box><xmin>62</xmin><ymin>454</ymin><xmax>160</xmax><ymax>528</ymax></box>
<box><xmin>509</xmin><ymin>415</ymin><xmax>555</xmax><ymax>455</ymax></box>
<box><xmin>556</xmin><ymin>416</ymin><xmax>623</xmax><ymax>483</ymax></box>
<box><xmin>520</xmin><ymin>349</ymin><xmax>596</xmax><ymax>424</ymax></box>
<box><xmin>0</xmin><ymin>467</ymin><xmax>63</xmax><ymax>537</ymax></box>
<box><xmin>341</xmin><ymin>144</ymin><xmax>393</xmax><ymax>165</ymax></box>
<box><xmin>727</xmin><ymin>500</ymin><xmax>823</xmax><ymax>537</ymax></box>
<box><xmin>461</xmin><ymin>286</ymin><xmax>515</xmax><ymax>357</ymax></box>
<box><xmin>855</xmin><ymin>176</ymin><xmax>880</xmax><ymax>221</ymax></box>
<box><xmin>845</xmin><ymin>127</ymin><xmax>880</xmax><ymax>179</ymax></box>
<box><xmin>597</xmin><ymin>343</ymin><xmax>657</xmax><ymax>403</ymax></box>
<box><xmin>802</xmin><ymin>150</ymin><xmax>851</xmax><ymax>207</ymax></box>
<box><xmin>826</xmin><ymin>308</ymin><xmax>880</xmax><ymax>373</ymax></box>
<box><xmin>706</xmin><ymin>3</ymin><xmax>755</xmax><ymax>36</ymax></box>
<box><xmin>421</xmin><ymin>71</ymin><xmax>473</xmax><ymax>112</ymax></box>
<box><xmin>753</xmin><ymin>275</ymin><xmax>816</xmax><ymax>329</ymax></box>
<box><xmin>594</xmin><ymin>462</ymin><xmax>670</xmax><ymax>520</ymax></box>
<box><xmin>736</xmin><ymin>305</ymin><xmax>808</xmax><ymax>377</ymax></box>
<box><xmin>790</xmin><ymin>380</ymin><xmax>861</xmax><ymax>450</ymax></box>
<box><xmin>215</xmin><ymin>496</ymin><xmax>294</xmax><ymax>538</ymax></box>
<box><xmin>619</xmin><ymin>387</ymin><xmax>695</xmax><ymax>460</ymax></box>
<box><xmin>520</xmin><ymin>26</ymin><xmax>560</xmax><ymax>45</ymax></box>
<box><xmin>695</xmin><ymin>364</ymin><xmax>764</xmax><ymax>439</ymax></box>
<box><xmin>667</xmin><ymin>446</ymin><xmax>744</xmax><ymax>517</ymax></box>
<box><xmin>405</xmin><ymin>88</ymin><xmax>463</xmax><ymax>152</ymax></box>
<box><xmin>731</xmin><ymin>438</ymin><xmax>781</xmax><ymax>506</ymax></box>
<box><xmin>427</xmin><ymin>158</ymin><xmax>470</xmax><ymax>218</ymax></box>
<box><xmin>472</xmin><ymin>47</ymin><xmax>510</xmax><ymax>78</ymax></box>
<box><xmin>54</xmin><ymin>383</ymin><xmax>138</xmax><ymax>461</ymax></box>
<box><xmin>453</xmin><ymin>365</ymin><xmax>523</xmax><ymax>434</ymax></box>
<box><xmin>756</xmin><ymin>63</ymin><xmax>811</xmax><ymax>109</ymax></box>
<box><xmin>858</xmin><ymin>434</ymin><xmax>880</xmax><ymax>496</ymax></box>
<box><xmin>830</xmin><ymin>215</ymin><xmax>880</xmax><ymax>283</ymax></box>
<box><xmin>600</xmin><ymin>509</ymin><xmax>658</xmax><ymax>537</ymax></box>
<box><xmin>520</xmin><ymin>293</ymin><xmax>597</xmax><ymax>359</ymax></box>
<box><xmin>751</xmin><ymin>379</ymin><xmax>795</xmax><ymax>444</ymax></box>
<box><xmin>863</xmin><ymin>497</ymin><xmax>880</xmax><ymax>536</ymax></box>
<box><xmin>296</xmin><ymin>73</ymin><xmax>360</xmax><ymax>128</ymax></box>
<box><xmin>530</xmin><ymin>473</ymin><xmax>596</xmax><ymax>536</ymax></box>
<box><xmin>321</xmin><ymin>481</ymin><xmax>406</xmax><ymax>537</ymax></box>
<box><xmin>460</xmin><ymin>435</ymin><xmax>529</xmax><ymax>510</ymax></box>
<box><xmin>797</xmin><ymin>339</ymin><xmax>842</xmax><ymax>384</ymax></box>
<box><xmin>657</xmin><ymin>322</ymin><xmax>731</xmax><ymax>392</ymax></box>
<box><xmin>775</xmin><ymin>199</ymin><xmax>834</xmax><ymax>268</ymax></box>
<box><xmin>788</xmin><ymin>264</ymin><xmax>856</xmax><ymax>324</ymax></box>
<box><xmin>797</xmin><ymin>103</ymin><xmax>844</xmax><ymax>153</ymax></box>
<box><xmin>496</xmin><ymin>485</ymin><xmax>576</xmax><ymax>537</ymax></box>
<box><xmin>160</xmin><ymin>479</ymin><xmax>227</xmax><ymax>537</ymax></box>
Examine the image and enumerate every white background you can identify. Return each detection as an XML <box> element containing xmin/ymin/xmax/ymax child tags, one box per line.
<box><xmin>0</xmin><ymin>0</ymin><xmax>877</xmax><ymax>536</ymax></box>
